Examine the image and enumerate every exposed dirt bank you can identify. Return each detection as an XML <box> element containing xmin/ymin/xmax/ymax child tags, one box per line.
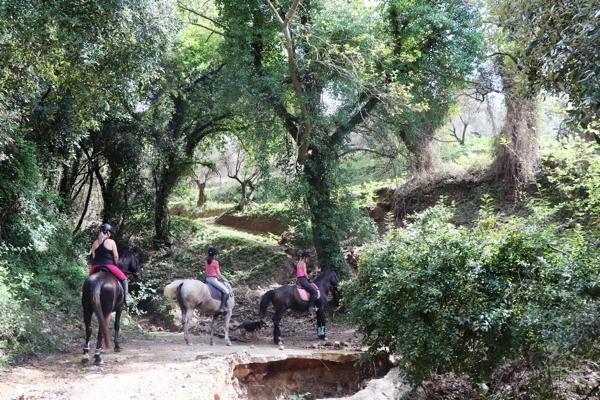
<box><xmin>0</xmin><ymin>332</ymin><xmax>385</xmax><ymax>400</ymax></box>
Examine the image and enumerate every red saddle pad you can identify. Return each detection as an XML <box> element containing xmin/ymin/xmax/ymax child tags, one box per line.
<box><xmin>295</xmin><ymin>283</ymin><xmax>320</xmax><ymax>302</ymax></box>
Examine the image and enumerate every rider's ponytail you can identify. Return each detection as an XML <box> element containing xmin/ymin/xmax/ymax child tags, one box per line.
<box><xmin>206</xmin><ymin>247</ymin><xmax>218</xmax><ymax>265</ymax></box>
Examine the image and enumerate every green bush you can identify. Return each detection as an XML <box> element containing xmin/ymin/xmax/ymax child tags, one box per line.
<box><xmin>0</xmin><ymin>155</ymin><xmax>87</xmax><ymax>363</ymax></box>
<box><xmin>346</xmin><ymin>202</ymin><xmax>599</xmax><ymax>385</ymax></box>
<box><xmin>541</xmin><ymin>141</ymin><xmax>600</xmax><ymax>230</ymax></box>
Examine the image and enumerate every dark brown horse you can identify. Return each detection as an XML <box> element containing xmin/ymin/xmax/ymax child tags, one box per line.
<box><xmin>259</xmin><ymin>269</ymin><xmax>339</xmax><ymax>345</ymax></box>
<box><xmin>81</xmin><ymin>250</ymin><xmax>142</xmax><ymax>364</ymax></box>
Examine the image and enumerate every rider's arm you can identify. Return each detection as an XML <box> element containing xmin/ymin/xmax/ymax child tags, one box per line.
<box><xmin>215</xmin><ymin>261</ymin><xmax>224</xmax><ymax>280</ymax></box>
<box><xmin>89</xmin><ymin>240</ymin><xmax>98</xmax><ymax>259</ymax></box>
<box><xmin>110</xmin><ymin>240</ymin><xmax>120</xmax><ymax>264</ymax></box>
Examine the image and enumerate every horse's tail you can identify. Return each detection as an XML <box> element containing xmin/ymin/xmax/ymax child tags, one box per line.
<box><xmin>259</xmin><ymin>289</ymin><xmax>275</xmax><ymax>319</ymax></box>
<box><xmin>92</xmin><ymin>284</ymin><xmax>110</xmax><ymax>349</ymax></box>
<box><xmin>164</xmin><ymin>280</ymin><xmax>185</xmax><ymax>299</ymax></box>
<box><xmin>175</xmin><ymin>281</ymin><xmax>186</xmax><ymax>312</ymax></box>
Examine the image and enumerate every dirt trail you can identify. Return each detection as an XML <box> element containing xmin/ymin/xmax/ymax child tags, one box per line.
<box><xmin>0</xmin><ymin>332</ymin><xmax>359</xmax><ymax>400</ymax></box>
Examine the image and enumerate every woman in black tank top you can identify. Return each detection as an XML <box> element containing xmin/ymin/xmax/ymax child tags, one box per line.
<box><xmin>93</xmin><ymin>240</ymin><xmax>115</xmax><ymax>265</ymax></box>
<box><xmin>88</xmin><ymin>223</ymin><xmax>131</xmax><ymax>305</ymax></box>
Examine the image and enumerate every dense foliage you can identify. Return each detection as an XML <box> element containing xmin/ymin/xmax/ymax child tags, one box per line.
<box><xmin>346</xmin><ymin>148</ymin><xmax>600</xmax><ymax>384</ymax></box>
<box><xmin>0</xmin><ymin>1</ymin><xmax>598</xmax><ymax>386</ymax></box>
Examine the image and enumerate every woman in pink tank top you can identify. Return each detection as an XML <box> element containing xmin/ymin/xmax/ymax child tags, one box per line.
<box><xmin>296</xmin><ymin>251</ymin><xmax>318</xmax><ymax>314</ymax></box>
<box><xmin>204</xmin><ymin>248</ymin><xmax>230</xmax><ymax>312</ymax></box>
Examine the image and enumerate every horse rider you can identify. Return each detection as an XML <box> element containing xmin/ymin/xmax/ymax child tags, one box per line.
<box><xmin>204</xmin><ymin>247</ymin><xmax>230</xmax><ymax>312</ymax></box>
<box><xmin>88</xmin><ymin>223</ymin><xmax>131</xmax><ymax>305</ymax></box>
<box><xmin>296</xmin><ymin>251</ymin><xmax>318</xmax><ymax>314</ymax></box>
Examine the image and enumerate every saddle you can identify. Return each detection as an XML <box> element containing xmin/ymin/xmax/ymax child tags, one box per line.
<box><xmin>295</xmin><ymin>283</ymin><xmax>320</xmax><ymax>302</ymax></box>
<box><xmin>206</xmin><ymin>281</ymin><xmax>224</xmax><ymax>301</ymax></box>
<box><xmin>93</xmin><ymin>266</ymin><xmax>111</xmax><ymax>274</ymax></box>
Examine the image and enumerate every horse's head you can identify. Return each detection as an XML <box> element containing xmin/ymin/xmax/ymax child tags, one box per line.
<box><xmin>316</xmin><ymin>269</ymin><xmax>340</xmax><ymax>292</ymax></box>
<box><xmin>329</xmin><ymin>269</ymin><xmax>340</xmax><ymax>291</ymax></box>
<box><xmin>118</xmin><ymin>249</ymin><xmax>144</xmax><ymax>279</ymax></box>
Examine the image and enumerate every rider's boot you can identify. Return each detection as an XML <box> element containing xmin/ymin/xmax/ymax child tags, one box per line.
<box><xmin>308</xmin><ymin>298</ymin><xmax>317</xmax><ymax>315</ymax></box>
<box><xmin>219</xmin><ymin>292</ymin><xmax>230</xmax><ymax>312</ymax></box>
<box><xmin>121</xmin><ymin>280</ymin><xmax>132</xmax><ymax>305</ymax></box>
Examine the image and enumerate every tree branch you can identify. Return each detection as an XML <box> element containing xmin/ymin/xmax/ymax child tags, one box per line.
<box><xmin>188</xmin><ymin>22</ymin><xmax>226</xmax><ymax>36</ymax></box>
<box><xmin>177</xmin><ymin>2</ymin><xmax>228</xmax><ymax>29</ymax></box>
<box><xmin>330</xmin><ymin>96</ymin><xmax>380</xmax><ymax>146</ymax></box>
<box><xmin>266</xmin><ymin>0</ymin><xmax>310</xmax><ymax>162</ymax></box>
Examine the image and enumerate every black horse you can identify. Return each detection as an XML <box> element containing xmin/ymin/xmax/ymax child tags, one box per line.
<box><xmin>259</xmin><ymin>269</ymin><xmax>339</xmax><ymax>345</ymax></box>
<box><xmin>81</xmin><ymin>250</ymin><xmax>142</xmax><ymax>364</ymax></box>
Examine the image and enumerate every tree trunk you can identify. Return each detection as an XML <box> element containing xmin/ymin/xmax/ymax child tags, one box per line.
<box><xmin>238</xmin><ymin>181</ymin><xmax>247</xmax><ymax>210</ymax></box>
<box><xmin>154</xmin><ymin>181</ymin><xmax>170</xmax><ymax>246</ymax></box>
<box><xmin>57</xmin><ymin>155</ymin><xmax>81</xmax><ymax>212</ymax></box>
<box><xmin>495</xmin><ymin>59</ymin><xmax>538</xmax><ymax>194</ymax></box>
<box><xmin>153</xmin><ymin>157</ymin><xmax>182</xmax><ymax>246</ymax></box>
<box><xmin>74</xmin><ymin>169</ymin><xmax>94</xmax><ymax>233</ymax></box>
<box><xmin>304</xmin><ymin>146</ymin><xmax>345</xmax><ymax>272</ymax></box>
<box><xmin>195</xmin><ymin>180</ymin><xmax>207</xmax><ymax>208</ymax></box>
<box><xmin>400</xmin><ymin>123</ymin><xmax>437</xmax><ymax>177</ymax></box>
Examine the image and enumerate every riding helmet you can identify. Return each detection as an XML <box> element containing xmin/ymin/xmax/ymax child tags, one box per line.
<box><xmin>207</xmin><ymin>247</ymin><xmax>218</xmax><ymax>257</ymax></box>
<box><xmin>100</xmin><ymin>223</ymin><xmax>113</xmax><ymax>233</ymax></box>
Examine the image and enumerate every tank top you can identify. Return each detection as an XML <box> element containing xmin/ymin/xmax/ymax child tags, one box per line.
<box><xmin>205</xmin><ymin>260</ymin><xmax>220</xmax><ymax>277</ymax></box>
<box><xmin>296</xmin><ymin>261</ymin><xmax>306</xmax><ymax>278</ymax></box>
<box><xmin>93</xmin><ymin>240</ymin><xmax>115</xmax><ymax>265</ymax></box>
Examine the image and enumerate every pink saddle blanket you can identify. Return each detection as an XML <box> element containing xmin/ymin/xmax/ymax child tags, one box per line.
<box><xmin>295</xmin><ymin>283</ymin><xmax>320</xmax><ymax>302</ymax></box>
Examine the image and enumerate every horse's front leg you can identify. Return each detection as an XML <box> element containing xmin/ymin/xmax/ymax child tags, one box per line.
<box><xmin>223</xmin><ymin>309</ymin><xmax>232</xmax><ymax>346</ymax></box>
<box><xmin>114</xmin><ymin>308</ymin><xmax>122</xmax><ymax>352</ymax></box>
<box><xmin>316</xmin><ymin>308</ymin><xmax>326</xmax><ymax>340</ymax></box>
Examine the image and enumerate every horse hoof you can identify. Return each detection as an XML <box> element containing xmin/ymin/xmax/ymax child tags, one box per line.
<box><xmin>81</xmin><ymin>355</ymin><xmax>89</xmax><ymax>364</ymax></box>
<box><xmin>278</xmin><ymin>344</ymin><xmax>285</xmax><ymax>350</ymax></box>
<box><xmin>94</xmin><ymin>355</ymin><xmax>102</xmax><ymax>365</ymax></box>
<box><xmin>114</xmin><ymin>347</ymin><xmax>121</xmax><ymax>353</ymax></box>
<box><xmin>226</xmin><ymin>340</ymin><xmax>232</xmax><ymax>347</ymax></box>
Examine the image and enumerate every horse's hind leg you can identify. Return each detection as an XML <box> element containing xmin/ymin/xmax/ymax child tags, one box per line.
<box><xmin>210</xmin><ymin>315</ymin><xmax>217</xmax><ymax>346</ymax></box>
<box><xmin>223</xmin><ymin>309</ymin><xmax>232</xmax><ymax>346</ymax></box>
<box><xmin>182</xmin><ymin>306</ymin><xmax>193</xmax><ymax>345</ymax></box>
<box><xmin>82</xmin><ymin>307</ymin><xmax>93</xmax><ymax>362</ymax></box>
<box><xmin>114</xmin><ymin>308</ymin><xmax>122</xmax><ymax>352</ymax></box>
<box><xmin>273</xmin><ymin>309</ymin><xmax>283</xmax><ymax>345</ymax></box>
<box><xmin>94</xmin><ymin>327</ymin><xmax>104</xmax><ymax>363</ymax></box>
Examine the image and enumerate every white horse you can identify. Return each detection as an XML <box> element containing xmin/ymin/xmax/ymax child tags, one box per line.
<box><xmin>164</xmin><ymin>279</ymin><xmax>234</xmax><ymax>346</ymax></box>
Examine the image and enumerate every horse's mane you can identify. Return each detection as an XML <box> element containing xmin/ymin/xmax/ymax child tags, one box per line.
<box><xmin>118</xmin><ymin>249</ymin><xmax>139</xmax><ymax>270</ymax></box>
<box><xmin>315</xmin><ymin>269</ymin><xmax>338</xmax><ymax>284</ymax></box>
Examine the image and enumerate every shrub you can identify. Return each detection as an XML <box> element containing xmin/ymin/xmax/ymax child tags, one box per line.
<box><xmin>345</xmin><ymin>202</ymin><xmax>599</xmax><ymax>385</ymax></box>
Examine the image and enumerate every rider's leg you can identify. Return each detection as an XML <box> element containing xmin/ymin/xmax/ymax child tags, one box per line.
<box><xmin>298</xmin><ymin>277</ymin><xmax>317</xmax><ymax>313</ymax></box>
<box><xmin>207</xmin><ymin>277</ymin><xmax>229</xmax><ymax>311</ymax></box>
<box><xmin>120</xmin><ymin>279</ymin><xmax>131</xmax><ymax>305</ymax></box>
